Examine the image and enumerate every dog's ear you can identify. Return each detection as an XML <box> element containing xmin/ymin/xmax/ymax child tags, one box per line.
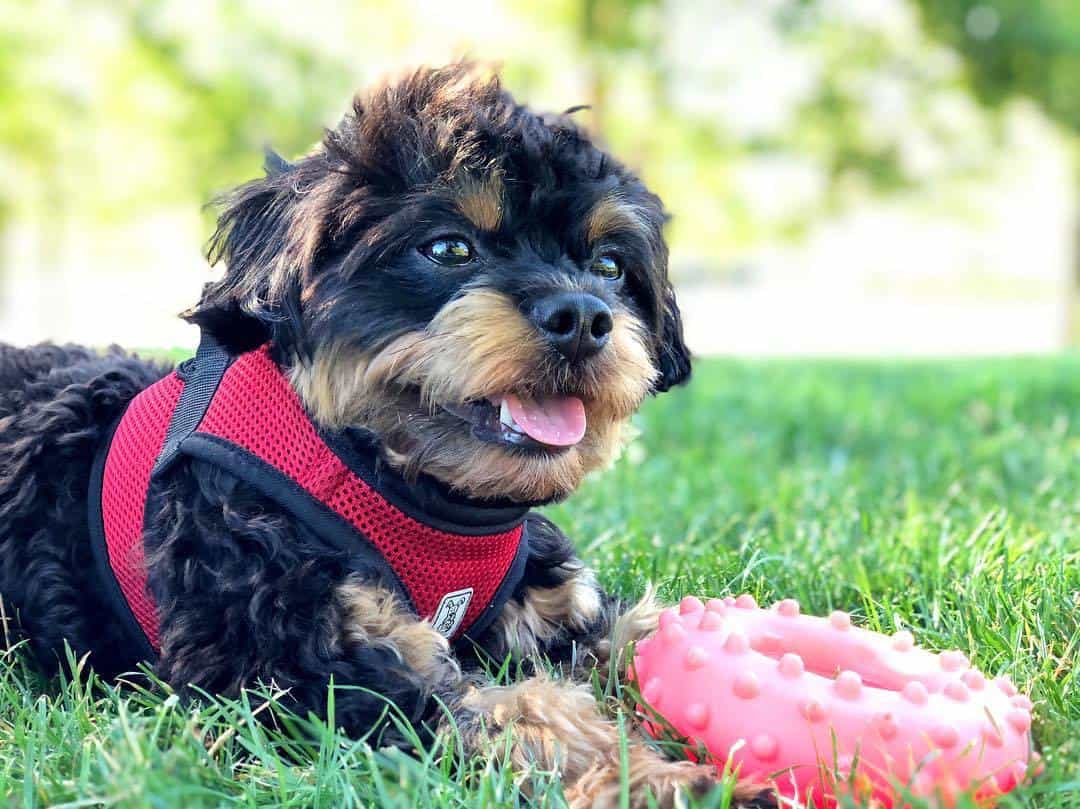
<box><xmin>184</xmin><ymin>161</ymin><xmax>312</xmax><ymax>353</ymax></box>
<box><xmin>653</xmin><ymin>281</ymin><xmax>691</xmax><ymax>392</ymax></box>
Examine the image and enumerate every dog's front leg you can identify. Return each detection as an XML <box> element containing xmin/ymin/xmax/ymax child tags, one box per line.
<box><xmin>456</xmin><ymin>604</ymin><xmax>773</xmax><ymax>809</ymax></box>
<box><xmin>461</xmin><ymin>517</ymin><xmax>774</xmax><ymax>808</ymax></box>
<box><xmin>147</xmin><ymin>468</ymin><xmax>465</xmax><ymax>747</ymax></box>
<box><xmin>155</xmin><ymin>570</ymin><xmax>463</xmax><ymax>747</ymax></box>
<box><xmin>447</xmin><ymin>674</ymin><xmax>788</xmax><ymax>809</ymax></box>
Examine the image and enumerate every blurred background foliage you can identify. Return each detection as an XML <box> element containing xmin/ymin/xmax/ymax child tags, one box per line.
<box><xmin>0</xmin><ymin>0</ymin><xmax>1077</xmax><ymax>352</ymax></box>
<box><xmin>915</xmin><ymin>0</ymin><xmax>1080</xmax><ymax>131</ymax></box>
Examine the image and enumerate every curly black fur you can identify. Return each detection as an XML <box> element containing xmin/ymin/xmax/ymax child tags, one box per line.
<box><xmin>0</xmin><ymin>345</ymin><xmax>169</xmax><ymax>677</ymax></box>
<box><xmin>0</xmin><ymin>65</ymin><xmax>773</xmax><ymax>808</ymax></box>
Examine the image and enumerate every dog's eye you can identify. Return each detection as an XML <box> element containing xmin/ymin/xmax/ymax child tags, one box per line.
<box><xmin>590</xmin><ymin>254</ymin><xmax>622</xmax><ymax>280</ymax></box>
<box><xmin>420</xmin><ymin>237</ymin><xmax>475</xmax><ymax>267</ymax></box>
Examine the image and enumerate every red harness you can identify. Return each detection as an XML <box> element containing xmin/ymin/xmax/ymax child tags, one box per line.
<box><xmin>88</xmin><ymin>338</ymin><xmax>528</xmax><ymax>660</ymax></box>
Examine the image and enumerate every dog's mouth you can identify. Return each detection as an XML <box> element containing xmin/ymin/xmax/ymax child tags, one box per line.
<box><xmin>441</xmin><ymin>393</ymin><xmax>587</xmax><ymax>453</ymax></box>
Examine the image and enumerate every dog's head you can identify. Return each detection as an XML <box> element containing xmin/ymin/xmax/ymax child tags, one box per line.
<box><xmin>187</xmin><ymin>64</ymin><xmax>690</xmax><ymax>503</ymax></box>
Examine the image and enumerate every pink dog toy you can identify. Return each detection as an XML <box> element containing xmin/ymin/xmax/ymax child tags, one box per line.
<box><xmin>632</xmin><ymin>595</ymin><xmax>1036</xmax><ymax>807</ymax></box>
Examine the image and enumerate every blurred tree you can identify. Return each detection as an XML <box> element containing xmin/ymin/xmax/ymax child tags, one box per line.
<box><xmin>0</xmin><ymin>0</ymin><xmax>350</xmax><ymax>219</ymax></box>
<box><xmin>0</xmin><ymin>0</ymin><xmax>351</xmax><ymax>334</ymax></box>
<box><xmin>579</xmin><ymin>0</ymin><xmax>662</xmax><ymax>134</ymax></box>
<box><xmin>121</xmin><ymin>0</ymin><xmax>352</xmax><ymax>208</ymax></box>
<box><xmin>913</xmin><ymin>0</ymin><xmax>1080</xmax><ymax>339</ymax></box>
<box><xmin>913</xmin><ymin>1</ymin><xmax>1079</xmax><ymax>130</ymax></box>
<box><xmin>651</xmin><ymin>0</ymin><xmax>998</xmax><ymax>256</ymax></box>
<box><xmin>2</xmin><ymin>0</ymin><xmax>1074</xmax><ymax>348</ymax></box>
<box><xmin>0</xmin><ymin>9</ymin><xmax>87</xmax><ymax>315</ymax></box>
<box><xmin>0</xmin><ymin>21</ymin><xmax>71</xmax><ymax>214</ymax></box>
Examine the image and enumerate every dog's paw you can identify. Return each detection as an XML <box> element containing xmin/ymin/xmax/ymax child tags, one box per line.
<box><xmin>455</xmin><ymin>676</ymin><xmax>619</xmax><ymax>783</ymax></box>
<box><xmin>562</xmin><ymin>744</ymin><xmax>778</xmax><ymax>809</ymax></box>
<box><xmin>564</xmin><ymin>751</ymin><xmax>707</xmax><ymax>808</ymax></box>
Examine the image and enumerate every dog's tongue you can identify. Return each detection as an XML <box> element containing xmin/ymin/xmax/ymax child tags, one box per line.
<box><xmin>505</xmin><ymin>394</ymin><xmax>587</xmax><ymax>447</ymax></box>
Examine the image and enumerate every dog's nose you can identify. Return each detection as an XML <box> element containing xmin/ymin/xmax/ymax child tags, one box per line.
<box><xmin>530</xmin><ymin>292</ymin><xmax>613</xmax><ymax>362</ymax></box>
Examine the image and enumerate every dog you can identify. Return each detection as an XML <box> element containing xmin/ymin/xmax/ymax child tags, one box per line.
<box><xmin>0</xmin><ymin>64</ymin><xmax>772</xmax><ymax>808</ymax></box>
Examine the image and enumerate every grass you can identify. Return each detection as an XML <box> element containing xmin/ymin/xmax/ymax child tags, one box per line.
<box><xmin>2</xmin><ymin>355</ymin><xmax>1078</xmax><ymax>808</ymax></box>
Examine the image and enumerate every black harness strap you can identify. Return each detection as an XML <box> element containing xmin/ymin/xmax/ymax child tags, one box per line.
<box><xmin>153</xmin><ymin>334</ymin><xmax>232</xmax><ymax>476</ymax></box>
<box><xmin>87</xmin><ymin>415</ymin><xmax>159</xmax><ymax>668</ymax></box>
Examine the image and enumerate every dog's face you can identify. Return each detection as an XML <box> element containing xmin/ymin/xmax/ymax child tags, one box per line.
<box><xmin>189</xmin><ymin>65</ymin><xmax>690</xmax><ymax>503</ymax></box>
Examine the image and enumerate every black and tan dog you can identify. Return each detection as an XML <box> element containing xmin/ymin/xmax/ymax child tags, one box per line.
<box><xmin>0</xmin><ymin>65</ymin><xmax>770</xmax><ymax>807</ymax></box>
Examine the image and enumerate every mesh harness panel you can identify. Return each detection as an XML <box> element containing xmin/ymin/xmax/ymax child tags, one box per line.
<box><xmin>90</xmin><ymin>338</ymin><xmax>528</xmax><ymax>658</ymax></box>
<box><xmin>99</xmin><ymin>372</ymin><xmax>184</xmax><ymax>651</ymax></box>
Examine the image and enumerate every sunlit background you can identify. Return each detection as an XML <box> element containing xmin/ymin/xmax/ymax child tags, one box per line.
<box><xmin>2</xmin><ymin>0</ymin><xmax>1077</xmax><ymax>356</ymax></box>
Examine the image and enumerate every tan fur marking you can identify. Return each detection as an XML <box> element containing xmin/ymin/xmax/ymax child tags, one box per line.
<box><xmin>597</xmin><ymin>309</ymin><xmax>659</xmax><ymax>419</ymax></box>
<box><xmin>459</xmin><ymin>676</ymin><xmax>617</xmax><ymax>782</ymax></box>
<box><xmin>493</xmin><ymin>565</ymin><xmax>603</xmax><ymax>659</ymax></box>
<box><xmin>335</xmin><ymin>579</ymin><xmax>457</xmax><ymax>683</ymax></box>
<box><xmin>365</xmin><ymin>288</ymin><xmax>546</xmax><ymax>407</ymax></box>
<box><xmin>288</xmin><ymin>341</ymin><xmax>370</xmax><ymax>430</ymax></box>
<box><xmin>288</xmin><ymin>288</ymin><xmax>657</xmax><ymax>500</ymax></box>
<box><xmin>454</xmin><ymin>173</ymin><xmax>504</xmax><ymax>231</ymax></box>
<box><xmin>586</xmin><ymin>194</ymin><xmax>654</xmax><ymax>245</ymax></box>
<box><xmin>566</xmin><ymin>747</ymin><xmax>764</xmax><ymax>809</ymax></box>
<box><xmin>455</xmin><ymin>675</ymin><xmax>748</xmax><ymax>807</ymax></box>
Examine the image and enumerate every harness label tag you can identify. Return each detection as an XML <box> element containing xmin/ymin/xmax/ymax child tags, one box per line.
<box><xmin>431</xmin><ymin>588</ymin><xmax>474</xmax><ymax>638</ymax></box>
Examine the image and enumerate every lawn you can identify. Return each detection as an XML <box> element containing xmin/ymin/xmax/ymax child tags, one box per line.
<box><xmin>1</xmin><ymin>356</ymin><xmax>1077</xmax><ymax>808</ymax></box>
